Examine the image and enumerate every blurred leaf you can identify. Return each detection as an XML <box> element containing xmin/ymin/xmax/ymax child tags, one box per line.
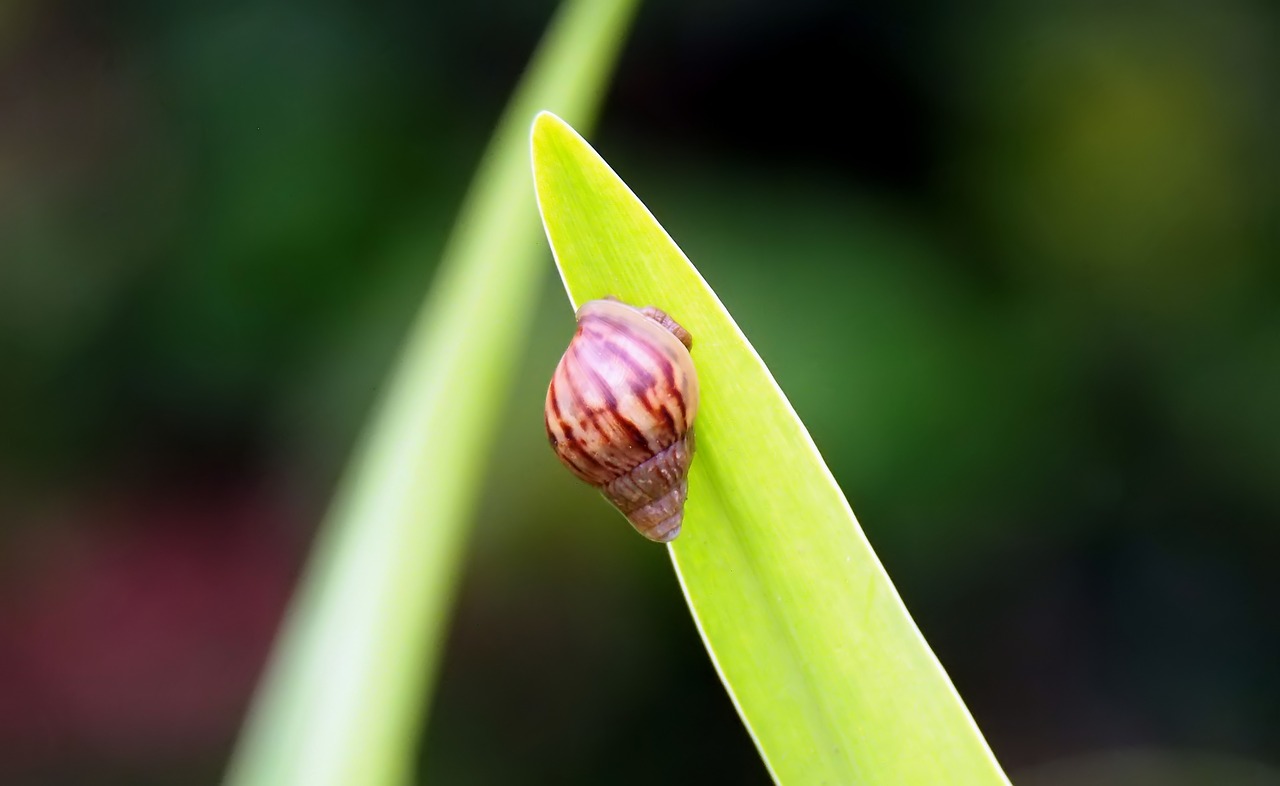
<box><xmin>532</xmin><ymin>112</ymin><xmax>1010</xmax><ymax>785</ymax></box>
<box><xmin>224</xmin><ymin>2</ymin><xmax>638</xmax><ymax>785</ymax></box>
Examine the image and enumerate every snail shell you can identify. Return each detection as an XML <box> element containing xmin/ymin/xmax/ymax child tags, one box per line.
<box><xmin>545</xmin><ymin>298</ymin><xmax>699</xmax><ymax>542</ymax></box>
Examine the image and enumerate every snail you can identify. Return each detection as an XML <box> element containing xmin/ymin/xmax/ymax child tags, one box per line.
<box><xmin>544</xmin><ymin>297</ymin><xmax>699</xmax><ymax>543</ymax></box>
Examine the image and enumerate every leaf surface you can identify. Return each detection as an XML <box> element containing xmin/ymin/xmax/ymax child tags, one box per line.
<box><xmin>533</xmin><ymin>112</ymin><xmax>1010</xmax><ymax>785</ymax></box>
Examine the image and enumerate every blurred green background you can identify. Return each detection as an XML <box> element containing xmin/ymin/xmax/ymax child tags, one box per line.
<box><xmin>1</xmin><ymin>0</ymin><xmax>1278</xmax><ymax>783</ymax></box>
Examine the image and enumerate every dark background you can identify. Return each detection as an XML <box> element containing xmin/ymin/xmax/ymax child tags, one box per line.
<box><xmin>1</xmin><ymin>0</ymin><xmax>1278</xmax><ymax>783</ymax></box>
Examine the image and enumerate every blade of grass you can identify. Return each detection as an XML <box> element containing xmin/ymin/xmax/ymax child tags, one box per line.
<box><xmin>532</xmin><ymin>112</ymin><xmax>1011</xmax><ymax>785</ymax></box>
<box><xmin>224</xmin><ymin>4</ymin><xmax>638</xmax><ymax>785</ymax></box>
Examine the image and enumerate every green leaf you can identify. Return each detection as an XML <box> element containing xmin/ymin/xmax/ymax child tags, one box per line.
<box><xmin>532</xmin><ymin>112</ymin><xmax>1011</xmax><ymax>785</ymax></box>
<box><xmin>223</xmin><ymin>3</ymin><xmax>638</xmax><ymax>785</ymax></box>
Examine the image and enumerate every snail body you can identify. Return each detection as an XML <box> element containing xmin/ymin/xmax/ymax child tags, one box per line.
<box><xmin>545</xmin><ymin>298</ymin><xmax>699</xmax><ymax>542</ymax></box>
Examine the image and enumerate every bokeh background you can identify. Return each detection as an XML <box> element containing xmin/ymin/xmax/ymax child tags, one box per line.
<box><xmin>2</xmin><ymin>0</ymin><xmax>1278</xmax><ymax>783</ymax></box>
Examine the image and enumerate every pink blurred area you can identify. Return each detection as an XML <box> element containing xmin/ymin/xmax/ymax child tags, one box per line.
<box><xmin>0</xmin><ymin>486</ymin><xmax>299</xmax><ymax>778</ymax></box>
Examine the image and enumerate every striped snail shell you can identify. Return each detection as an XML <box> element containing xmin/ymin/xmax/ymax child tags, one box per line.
<box><xmin>545</xmin><ymin>297</ymin><xmax>699</xmax><ymax>543</ymax></box>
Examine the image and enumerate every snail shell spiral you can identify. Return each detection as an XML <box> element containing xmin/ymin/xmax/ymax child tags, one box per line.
<box><xmin>545</xmin><ymin>298</ymin><xmax>699</xmax><ymax>543</ymax></box>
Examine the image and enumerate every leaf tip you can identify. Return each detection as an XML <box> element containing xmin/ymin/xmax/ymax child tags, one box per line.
<box><xmin>531</xmin><ymin>110</ymin><xmax>596</xmax><ymax>167</ymax></box>
<box><xmin>530</xmin><ymin>110</ymin><xmax>569</xmax><ymax>143</ymax></box>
